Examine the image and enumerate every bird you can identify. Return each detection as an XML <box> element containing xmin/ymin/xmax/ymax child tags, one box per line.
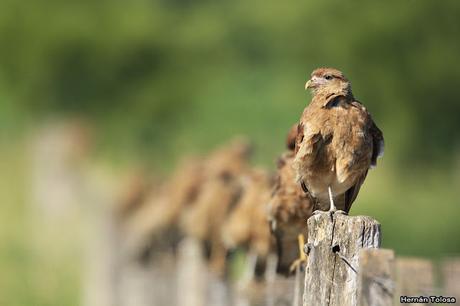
<box><xmin>179</xmin><ymin>138</ymin><xmax>252</xmax><ymax>276</ymax></box>
<box><xmin>221</xmin><ymin>168</ymin><xmax>275</xmax><ymax>275</ymax></box>
<box><xmin>267</xmin><ymin>128</ymin><xmax>314</xmax><ymax>274</ymax></box>
<box><xmin>122</xmin><ymin>156</ymin><xmax>206</xmax><ymax>259</ymax></box>
<box><xmin>293</xmin><ymin>67</ymin><xmax>384</xmax><ymax>214</ymax></box>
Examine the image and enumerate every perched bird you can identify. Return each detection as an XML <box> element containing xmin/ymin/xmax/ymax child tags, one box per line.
<box><xmin>221</xmin><ymin>168</ymin><xmax>274</xmax><ymax>262</ymax></box>
<box><xmin>220</xmin><ymin>168</ymin><xmax>277</xmax><ymax>286</ymax></box>
<box><xmin>293</xmin><ymin>68</ymin><xmax>384</xmax><ymax>213</ymax></box>
<box><xmin>180</xmin><ymin>138</ymin><xmax>253</xmax><ymax>276</ymax></box>
<box><xmin>122</xmin><ymin>156</ymin><xmax>206</xmax><ymax>258</ymax></box>
<box><xmin>268</xmin><ymin>130</ymin><xmax>314</xmax><ymax>274</ymax></box>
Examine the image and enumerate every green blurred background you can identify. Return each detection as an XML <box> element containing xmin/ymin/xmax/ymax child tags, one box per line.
<box><xmin>1</xmin><ymin>0</ymin><xmax>460</xmax><ymax>305</ymax></box>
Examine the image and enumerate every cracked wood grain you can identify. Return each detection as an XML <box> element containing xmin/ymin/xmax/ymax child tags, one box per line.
<box><xmin>303</xmin><ymin>212</ymin><xmax>381</xmax><ymax>306</ymax></box>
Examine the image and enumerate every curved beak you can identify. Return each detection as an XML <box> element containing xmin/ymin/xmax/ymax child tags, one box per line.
<box><xmin>305</xmin><ymin>79</ymin><xmax>312</xmax><ymax>90</ymax></box>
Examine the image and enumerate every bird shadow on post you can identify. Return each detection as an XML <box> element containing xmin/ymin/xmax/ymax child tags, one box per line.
<box><xmin>303</xmin><ymin>212</ymin><xmax>381</xmax><ymax>306</ymax></box>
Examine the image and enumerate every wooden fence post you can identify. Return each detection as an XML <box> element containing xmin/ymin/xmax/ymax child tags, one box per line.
<box><xmin>395</xmin><ymin>257</ymin><xmax>434</xmax><ymax>305</ymax></box>
<box><xmin>358</xmin><ymin>249</ymin><xmax>395</xmax><ymax>306</ymax></box>
<box><xmin>303</xmin><ymin>212</ymin><xmax>381</xmax><ymax>306</ymax></box>
<box><xmin>442</xmin><ymin>258</ymin><xmax>460</xmax><ymax>298</ymax></box>
<box><xmin>177</xmin><ymin>238</ymin><xmax>207</xmax><ymax>306</ymax></box>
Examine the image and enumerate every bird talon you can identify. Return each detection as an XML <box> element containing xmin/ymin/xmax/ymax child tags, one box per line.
<box><xmin>289</xmin><ymin>258</ymin><xmax>307</xmax><ymax>273</ymax></box>
<box><xmin>290</xmin><ymin>234</ymin><xmax>308</xmax><ymax>273</ymax></box>
<box><xmin>312</xmin><ymin>210</ymin><xmax>323</xmax><ymax>216</ymax></box>
<box><xmin>328</xmin><ymin>209</ymin><xmax>347</xmax><ymax>215</ymax></box>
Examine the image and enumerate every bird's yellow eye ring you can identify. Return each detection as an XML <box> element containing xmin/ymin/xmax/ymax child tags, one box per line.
<box><xmin>324</xmin><ymin>75</ymin><xmax>333</xmax><ymax>80</ymax></box>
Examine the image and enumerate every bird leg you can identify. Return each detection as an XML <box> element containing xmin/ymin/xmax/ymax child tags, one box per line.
<box><xmin>289</xmin><ymin>234</ymin><xmax>308</xmax><ymax>273</ymax></box>
<box><xmin>328</xmin><ymin>186</ymin><xmax>347</xmax><ymax>215</ymax></box>
<box><xmin>328</xmin><ymin>186</ymin><xmax>336</xmax><ymax>212</ymax></box>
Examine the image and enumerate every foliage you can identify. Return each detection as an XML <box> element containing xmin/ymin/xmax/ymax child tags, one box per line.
<box><xmin>0</xmin><ymin>1</ymin><xmax>459</xmax><ymax>305</ymax></box>
<box><xmin>1</xmin><ymin>0</ymin><xmax>460</xmax><ymax>164</ymax></box>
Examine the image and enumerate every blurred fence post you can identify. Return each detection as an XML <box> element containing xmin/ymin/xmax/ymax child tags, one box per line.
<box><xmin>395</xmin><ymin>257</ymin><xmax>434</xmax><ymax>305</ymax></box>
<box><xmin>83</xmin><ymin>207</ymin><xmax>120</xmax><ymax>306</ymax></box>
<box><xmin>442</xmin><ymin>258</ymin><xmax>460</xmax><ymax>298</ymax></box>
<box><xmin>118</xmin><ymin>260</ymin><xmax>155</xmax><ymax>306</ymax></box>
<box><xmin>177</xmin><ymin>238</ymin><xmax>207</xmax><ymax>306</ymax></box>
<box><xmin>358</xmin><ymin>249</ymin><xmax>395</xmax><ymax>306</ymax></box>
<box><xmin>303</xmin><ymin>213</ymin><xmax>381</xmax><ymax>306</ymax></box>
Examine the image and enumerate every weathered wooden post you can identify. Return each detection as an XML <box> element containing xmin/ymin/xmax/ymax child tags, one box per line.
<box><xmin>303</xmin><ymin>212</ymin><xmax>381</xmax><ymax>306</ymax></box>
<box><xmin>358</xmin><ymin>249</ymin><xmax>395</xmax><ymax>306</ymax></box>
<box><xmin>442</xmin><ymin>258</ymin><xmax>460</xmax><ymax>298</ymax></box>
<box><xmin>395</xmin><ymin>257</ymin><xmax>434</xmax><ymax>305</ymax></box>
<box><xmin>177</xmin><ymin>238</ymin><xmax>207</xmax><ymax>306</ymax></box>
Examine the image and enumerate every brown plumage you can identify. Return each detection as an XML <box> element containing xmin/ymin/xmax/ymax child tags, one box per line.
<box><xmin>221</xmin><ymin>168</ymin><xmax>274</xmax><ymax>259</ymax></box>
<box><xmin>286</xmin><ymin>123</ymin><xmax>298</xmax><ymax>151</ymax></box>
<box><xmin>268</xmin><ymin>146</ymin><xmax>314</xmax><ymax>274</ymax></box>
<box><xmin>180</xmin><ymin>138</ymin><xmax>252</xmax><ymax>275</ymax></box>
<box><xmin>122</xmin><ymin>157</ymin><xmax>205</xmax><ymax>256</ymax></box>
<box><xmin>293</xmin><ymin>67</ymin><xmax>384</xmax><ymax>213</ymax></box>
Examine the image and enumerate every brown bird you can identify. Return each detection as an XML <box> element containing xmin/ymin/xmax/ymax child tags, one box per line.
<box><xmin>293</xmin><ymin>67</ymin><xmax>384</xmax><ymax>214</ymax></box>
<box><xmin>221</xmin><ymin>168</ymin><xmax>274</xmax><ymax>261</ymax></box>
<box><xmin>220</xmin><ymin>168</ymin><xmax>277</xmax><ymax>285</ymax></box>
<box><xmin>268</xmin><ymin>133</ymin><xmax>314</xmax><ymax>274</ymax></box>
<box><xmin>180</xmin><ymin>138</ymin><xmax>252</xmax><ymax>276</ymax></box>
<box><xmin>122</xmin><ymin>156</ymin><xmax>206</xmax><ymax>257</ymax></box>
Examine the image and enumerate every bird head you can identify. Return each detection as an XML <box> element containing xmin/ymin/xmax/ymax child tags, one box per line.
<box><xmin>305</xmin><ymin>67</ymin><xmax>352</xmax><ymax>96</ymax></box>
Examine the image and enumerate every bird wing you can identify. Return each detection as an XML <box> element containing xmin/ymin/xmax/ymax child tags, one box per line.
<box><xmin>285</xmin><ymin>123</ymin><xmax>299</xmax><ymax>151</ymax></box>
<box><xmin>370</xmin><ymin>120</ymin><xmax>384</xmax><ymax>168</ymax></box>
<box><xmin>293</xmin><ymin>117</ymin><xmax>329</xmax><ymax>187</ymax></box>
<box><xmin>348</xmin><ymin>101</ymin><xmax>384</xmax><ymax>168</ymax></box>
<box><xmin>343</xmin><ymin>170</ymin><xmax>368</xmax><ymax>213</ymax></box>
<box><xmin>343</xmin><ymin>103</ymin><xmax>384</xmax><ymax>211</ymax></box>
<box><xmin>295</xmin><ymin>122</ymin><xmax>324</xmax><ymax>156</ymax></box>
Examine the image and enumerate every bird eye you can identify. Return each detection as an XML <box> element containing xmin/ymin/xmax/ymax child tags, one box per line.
<box><xmin>324</xmin><ymin>75</ymin><xmax>333</xmax><ymax>80</ymax></box>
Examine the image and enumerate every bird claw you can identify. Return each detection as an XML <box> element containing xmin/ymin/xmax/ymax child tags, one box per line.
<box><xmin>289</xmin><ymin>257</ymin><xmax>307</xmax><ymax>273</ymax></box>
<box><xmin>312</xmin><ymin>209</ymin><xmax>347</xmax><ymax>222</ymax></box>
<box><xmin>290</xmin><ymin>234</ymin><xmax>308</xmax><ymax>273</ymax></box>
<box><xmin>328</xmin><ymin>208</ymin><xmax>347</xmax><ymax>215</ymax></box>
<box><xmin>312</xmin><ymin>210</ymin><xmax>323</xmax><ymax>216</ymax></box>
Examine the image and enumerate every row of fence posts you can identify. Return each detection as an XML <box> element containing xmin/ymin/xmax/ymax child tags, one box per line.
<box><xmin>82</xmin><ymin>209</ymin><xmax>459</xmax><ymax>306</ymax></box>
